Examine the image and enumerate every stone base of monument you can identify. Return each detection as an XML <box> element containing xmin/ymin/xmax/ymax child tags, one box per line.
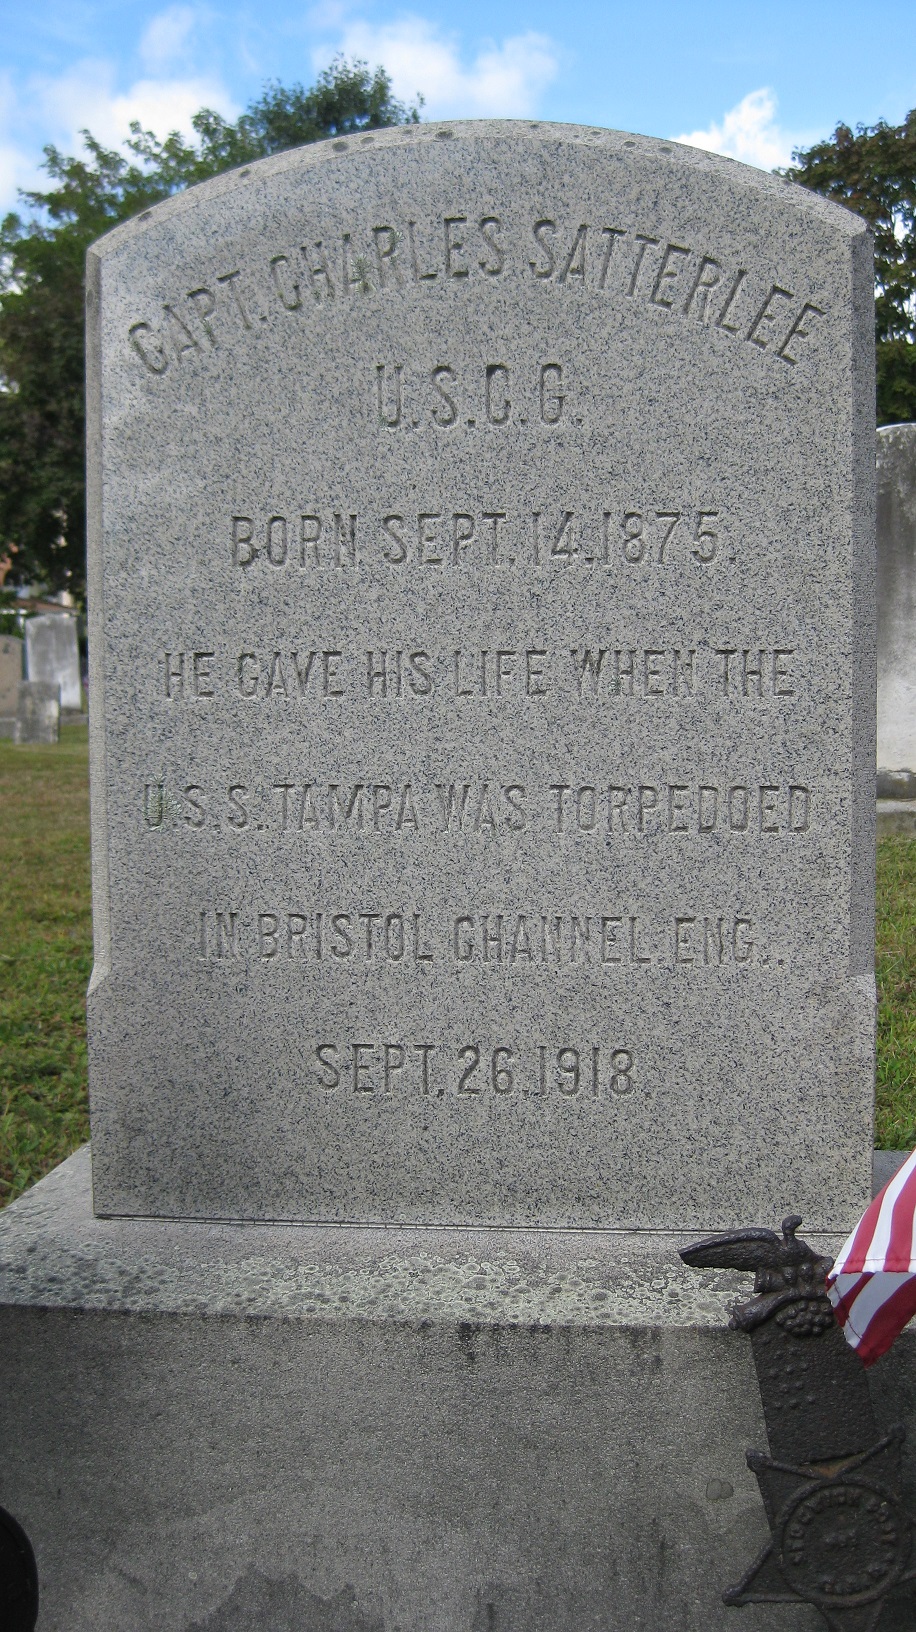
<box><xmin>2</xmin><ymin>1153</ymin><xmax>915</xmax><ymax>1632</ymax></box>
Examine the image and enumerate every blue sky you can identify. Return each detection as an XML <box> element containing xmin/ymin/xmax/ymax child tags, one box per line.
<box><xmin>2</xmin><ymin>1</ymin><xmax>914</xmax><ymax>213</ymax></box>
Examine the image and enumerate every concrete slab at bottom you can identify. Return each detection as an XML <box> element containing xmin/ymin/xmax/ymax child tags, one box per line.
<box><xmin>0</xmin><ymin>716</ymin><xmax>14</xmax><ymax>738</ymax></box>
<box><xmin>1</xmin><ymin>1150</ymin><xmax>915</xmax><ymax>1632</ymax></box>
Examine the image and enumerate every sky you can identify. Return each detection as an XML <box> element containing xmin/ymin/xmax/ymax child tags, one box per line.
<box><xmin>1</xmin><ymin>1</ymin><xmax>915</xmax><ymax>214</ymax></box>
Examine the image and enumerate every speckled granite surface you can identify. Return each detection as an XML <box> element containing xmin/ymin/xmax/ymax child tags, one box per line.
<box><xmin>86</xmin><ymin>120</ymin><xmax>876</xmax><ymax>1230</ymax></box>
<box><xmin>0</xmin><ymin>1146</ymin><xmax>854</xmax><ymax>1325</ymax></box>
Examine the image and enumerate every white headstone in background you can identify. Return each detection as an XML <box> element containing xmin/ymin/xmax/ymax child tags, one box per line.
<box><xmin>14</xmin><ymin>680</ymin><xmax>60</xmax><ymax>744</ymax></box>
<box><xmin>25</xmin><ymin>614</ymin><xmax>81</xmax><ymax>710</ymax></box>
<box><xmin>87</xmin><ymin>122</ymin><xmax>875</xmax><ymax>1230</ymax></box>
<box><xmin>0</xmin><ymin>634</ymin><xmax>23</xmax><ymax>716</ymax></box>
<box><xmin>877</xmin><ymin>423</ymin><xmax>916</xmax><ymax>776</ymax></box>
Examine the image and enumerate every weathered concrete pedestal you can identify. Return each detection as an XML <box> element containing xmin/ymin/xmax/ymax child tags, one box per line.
<box><xmin>1</xmin><ymin>1149</ymin><xmax>914</xmax><ymax>1632</ymax></box>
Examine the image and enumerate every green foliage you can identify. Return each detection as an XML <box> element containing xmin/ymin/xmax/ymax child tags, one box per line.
<box><xmin>0</xmin><ymin>588</ymin><xmax>22</xmax><ymax>637</ymax></box>
<box><xmin>784</xmin><ymin>112</ymin><xmax>916</xmax><ymax>424</ymax></box>
<box><xmin>179</xmin><ymin>61</ymin><xmax>420</xmax><ymax>176</ymax></box>
<box><xmin>0</xmin><ymin>61</ymin><xmax>420</xmax><ymax>603</ymax></box>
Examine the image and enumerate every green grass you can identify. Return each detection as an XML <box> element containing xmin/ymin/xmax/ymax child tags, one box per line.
<box><xmin>876</xmin><ymin>836</ymin><xmax>916</xmax><ymax>1149</ymax></box>
<box><xmin>1</xmin><ymin>731</ymin><xmax>916</xmax><ymax>1206</ymax></box>
<box><xmin>0</xmin><ymin>725</ymin><xmax>92</xmax><ymax>1207</ymax></box>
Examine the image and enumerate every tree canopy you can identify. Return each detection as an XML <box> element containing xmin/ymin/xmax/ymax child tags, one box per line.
<box><xmin>785</xmin><ymin>111</ymin><xmax>916</xmax><ymax>426</ymax></box>
<box><xmin>0</xmin><ymin>60</ymin><xmax>420</xmax><ymax>602</ymax></box>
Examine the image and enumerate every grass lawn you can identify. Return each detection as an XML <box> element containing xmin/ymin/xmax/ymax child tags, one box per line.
<box><xmin>876</xmin><ymin>836</ymin><xmax>916</xmax><ymax>1149</ymax></box>
<box><xmin>1</xmin><ymin>728</ymin><xmax>915</xmax><ymax>1205</ymax></box>
<box><xmin>0</xmin><ymin>725</ymin><xmax>92</xmax><ymax>1207</ymax></box>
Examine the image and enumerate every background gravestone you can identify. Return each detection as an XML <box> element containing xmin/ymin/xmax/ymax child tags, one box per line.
<box><xmin>0</xmin><ymin>634</ymin><xmax>23</xmax><ymax>717</ymax></box>
<box><xmin>877</xmin><ymin>422</ymin><xmax>916</xmax><ymax>778</ymax></box>
<box><xmin>24</xmin><ymin>613</ymin><xmax>81</xmax><ymax>711</ymax></box>
<box><xmin>13</xmin><ymin>680</ymin><xmax>60</xmax><ymax>745</ymax></box>
<box><xmin>87</xmin><ymin>122</ymin><xmax>874</xmax><ymax>1231</ymax></box>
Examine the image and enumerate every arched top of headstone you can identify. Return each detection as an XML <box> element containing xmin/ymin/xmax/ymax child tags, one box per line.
<box><xmin>91</xmin><ymin>120</ymin><xmax>867</xmax><ymax>261</ymax></box>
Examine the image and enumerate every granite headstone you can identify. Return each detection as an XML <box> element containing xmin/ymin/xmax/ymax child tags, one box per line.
<box><xmin>13</xmin><ymin>680</ymin><xmax>60</xmax><ymax>745</ymax></box>
<box><xmin>0</xmin><ymin>633</ymin><xmax>23</xmax><ymax>716</ymax></box>
<box><xmin>0</xmin><ymin>123</ymin><xmax>883</xmax><ymax>1631</ymax></box>
<box><xmin>86</xmin><ymin>121</ymin><xmax>875</xmax><ymax>1228</ymax></box>
<box><xmin>877</xmin><ymin>422</ymin><xmax>916</xmax><ymax>778</ymax></box>
<box><xmin>25</xmin><ymin>613</ymin><xmax>81</xmax><ymax>711</ymax></box>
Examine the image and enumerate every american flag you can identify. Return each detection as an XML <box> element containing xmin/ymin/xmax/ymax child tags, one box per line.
<box><xmin>826</xmin><ymin>1147</ymin><xmax>916</xmax><ymax>1366</ymax></box>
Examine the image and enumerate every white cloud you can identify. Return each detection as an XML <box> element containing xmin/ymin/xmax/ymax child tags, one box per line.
<box><xmin>324</xmin><ymin>16</ymin><xmax>560</xmax><ymax>118</ymax></box>
<box><xmin>306</xmin><ymin>0</ymin><xmax>355</xmax><ymax>28</ymax></box>
<box><xmin>0</xmin><ymin>142</ymin><xmax>43</xmax><ymax>213</ymax></box>
<box><xmin>0</xmin><ymin>72</ymin><xmax>45</xmax><ymax>210</ymax></box>
<box><xmin>674</xmin><ymin>87</ymin><xmax>805</xmax><ymax>172</ymax></box>
<box><xmin>0</xmin><ymin>58</ymin><xmax>236</xmax><ymax>214</ymax></box>
<box><xmin>140</xmin><ymin>6</ymin><xmax>201</xmax><ymax>73</ymax></box>
<box><xmin>37</xmin><ymin>63</ymin><xmax>234</xmax><ymax>148</ymax></box>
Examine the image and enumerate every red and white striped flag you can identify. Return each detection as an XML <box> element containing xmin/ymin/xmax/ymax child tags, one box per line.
<box><xmin>826</xmin><ymin>1147</ymin><xmax>916</xmax><ymax>1366</ymax></box>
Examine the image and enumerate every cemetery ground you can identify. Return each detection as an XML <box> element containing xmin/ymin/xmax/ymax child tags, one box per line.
<box><xmin>0</xmin><ymin>726</ymin><xmax>914</xmax><ymax>1208</ymax></box>
<box><xmin>0</xmin><ymin>724</ymin><xmax>91</xmax><ymax>1206</ymax></box>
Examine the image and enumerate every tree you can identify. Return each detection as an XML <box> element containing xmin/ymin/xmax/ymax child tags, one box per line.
<box><xmin>784</xmin><ymin>112</ymin><xmax>916</xmax><ymax>425</ymax></box>
<box><xmin>0</xmin><ymin>61</ymin><xmax>420</xmax><ymax>602</ymax></box>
